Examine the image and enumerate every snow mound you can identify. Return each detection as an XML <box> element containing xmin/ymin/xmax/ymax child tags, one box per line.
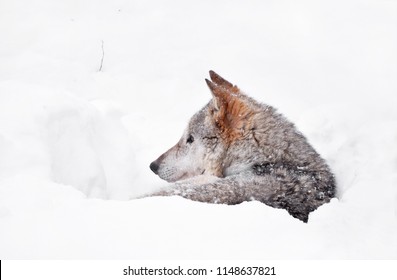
<box><xmin>0</xmin><ymin>81</ymin><xmax>136</xmax><ymax>199</ymax></box>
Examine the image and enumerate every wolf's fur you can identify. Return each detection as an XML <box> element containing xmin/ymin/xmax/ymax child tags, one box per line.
<box><xmin>148</xmin><ymin>71</ymin><xmax>336</xmax><ymax>222</ymax></box>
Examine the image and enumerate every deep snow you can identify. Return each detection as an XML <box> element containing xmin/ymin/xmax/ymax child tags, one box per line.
<box><xmin>0</xmin><ymin>0</ymin><xmax>396</xmax><ymax>259</ymax></box>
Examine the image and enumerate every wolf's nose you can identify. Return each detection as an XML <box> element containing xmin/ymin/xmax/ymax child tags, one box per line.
<box><xmin>149</xmin><ymin>161</ymin><xmax>159</xmax><ymax>174</ymax></box>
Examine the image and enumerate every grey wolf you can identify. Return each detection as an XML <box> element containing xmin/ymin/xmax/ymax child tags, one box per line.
<box><xmin>148</xmin><ymin>71</ymin><xmax>336</xmax><ymax>222</ymax></box>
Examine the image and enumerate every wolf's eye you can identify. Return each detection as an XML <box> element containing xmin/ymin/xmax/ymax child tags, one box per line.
<box><xmin>186</xmin><ymin>135</ymin><xmax>194</xmax><ymax>144</ymax></box>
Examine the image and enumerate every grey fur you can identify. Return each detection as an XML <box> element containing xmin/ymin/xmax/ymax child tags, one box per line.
<box><xmin>147</xmin><ymin>71</ymin><xmax>336</xmax><ymax>222</ymax></box>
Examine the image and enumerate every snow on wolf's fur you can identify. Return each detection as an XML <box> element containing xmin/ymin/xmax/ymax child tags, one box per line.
<box><xmin>149</xmin><ymin>71</ymin><xmax>336</xmax><ymax>222</ymax></box>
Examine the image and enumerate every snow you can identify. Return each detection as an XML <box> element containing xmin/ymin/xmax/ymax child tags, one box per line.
<box><xmin>0</xmin><ymin>0</ymin><xmax>396</xmax><ymax>259</ymax></box>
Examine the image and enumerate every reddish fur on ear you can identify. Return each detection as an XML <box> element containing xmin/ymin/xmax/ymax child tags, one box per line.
<box><xmin>206</xmin><ymin>72</ymin><xmax>255</xmax><ymax>142</ymax></box>
<box><xmin>209</xmin><ymin>70</ymin><xmax>240</xmax><ymax>94</ymax></box>
<box><xmin>213</xmin><ymin>96</ymin><xmax>255</xmax><ymax>143</ymax></box>
<box><xmin>209</xmin><ymin>70</ymin><xmax>234</xmax><ymax>89</ymax></box>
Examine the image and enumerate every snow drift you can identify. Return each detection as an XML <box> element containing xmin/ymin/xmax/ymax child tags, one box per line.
<box><xmin>0</xmin><ymin>82</ymin><xmax>136</xmax><ymax>199</ymax></box>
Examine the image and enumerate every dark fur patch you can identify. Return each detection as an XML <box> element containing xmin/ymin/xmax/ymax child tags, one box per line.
<box><xmin>252</xmin><ymin>162</ymin><xmax>336</xmax><ymax>222</ymax></box>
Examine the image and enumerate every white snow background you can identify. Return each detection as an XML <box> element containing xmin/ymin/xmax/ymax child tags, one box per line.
<box><xmin>0</xmin><ymin>0</ymin><xmax>396</xmax><ymax>259</ymax></box>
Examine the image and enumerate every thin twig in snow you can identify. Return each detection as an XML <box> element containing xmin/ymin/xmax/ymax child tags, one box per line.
<box><xmin>99</xmin><ymin>40</ymin><xmax>105</xmax><ymax>72</ymax></box>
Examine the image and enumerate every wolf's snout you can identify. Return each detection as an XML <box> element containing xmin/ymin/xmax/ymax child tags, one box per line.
<box><xmin>149</xmin><ymin>161</ymin><xmax>159</xmax><ymax>174</ymax></box>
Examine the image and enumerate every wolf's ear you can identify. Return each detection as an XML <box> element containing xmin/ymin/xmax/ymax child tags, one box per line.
<box><xmin>208</xmin><ymin>71</ymin><xmax>240</xmax><ymax>94</ymax></box>
<box><xmin>209</xmin><ymin>70</ymin><xmax>234</xmax><ymax>89</ymax></box>
<box><xmin>205</xmin><ymin>74</ymin><xmax>254</xmax><ymax>140</ymax></box>
<box><xmin>205</xmin><ymin>72</ymin><xmax>239</xmax><ymax>111</ymax></box>
<box><xmin>205</xmin><ymin>79</ymin><xmax>225</xmax><ymax>110</ymax></box>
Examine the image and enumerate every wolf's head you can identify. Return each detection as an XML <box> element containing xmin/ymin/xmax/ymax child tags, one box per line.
<box><xmin>150</xmin><ymin>71</ymin><xmax>258</xmax><ymax>182</ymax></box>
